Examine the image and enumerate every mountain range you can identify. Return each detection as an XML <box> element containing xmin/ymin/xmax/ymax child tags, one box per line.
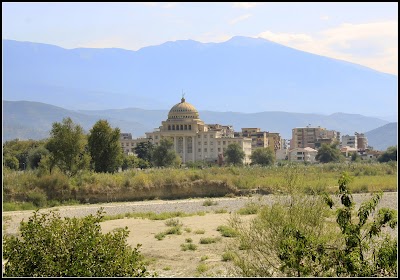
<box><xmin>2</xmin><ymin>37</ymin><xmax>398</xmax><ymax>120</ymax></box>
<box><xmin>3</xmin><ymin>100</ymin><xmax>397</xmax><ymax>151</ymax></box>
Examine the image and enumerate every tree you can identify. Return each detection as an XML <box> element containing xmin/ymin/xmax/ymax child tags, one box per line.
<box><xmin>3</xmin><ymin>209</ymin><xmax>151</xmax><ymax>277</ymax></box>
<box><xmin>316</xmin><ymin>143</ymin><xmax>342</xmax><ymax>163</ymax></box>
<box><xmin>151</xmin><ymin>138</ymin><xmax>181</xmax><ymax>167</ymax></box>
<box><xmin>322</xmin><ymin>173</ymin><xmax>397</xmax><ymax>276</ymax></box>
<box><xmin>224</xmin><ymin>143</ymin><xmax>245</xmax><ymax>166</ymax></box>
<box><xmin>250</xmin><ymin>147</ymin><xmax>275</xmax><ymax>166</ymax></box>
<box><xmin>378</xmin><ymin>146</ymin><xmax>397</xmax><ymax>162</ymax></box>
<box><xmin>134</xmin><ymin>141</ymin><xmax>154</xmax><ymax>164</ymax></box>
<box><xmin>88</xmin><ymin>120</ymin><xmax>123</xmax><ymax>173</ymax></box>
<box><xmin>121</xmin><ymin>154</ymin><xmax>139</xmax><ymax>171</ymax></box>
<box><xmin>3</xmin><ymin>155</ymin><xmax>19</xmax><ymax>170</ymax></box>
<box><xmin>27</xmin><ymin>146</ymin><xmax>50</xmax><ymax>169</ymax></box>
<box><xmin>3</xmin><ymin>139</ymin><xmax>46</xmax><ymax>170</ymax></box>
<box><xmin>350</xmin><ymin>151</ymin><xmax>360</xmax><ymax>162</ymax></box>
<box><xmin>46</xmin><ymin>117</ymin><xmax>90</xmax><ymax>176</ymax></box>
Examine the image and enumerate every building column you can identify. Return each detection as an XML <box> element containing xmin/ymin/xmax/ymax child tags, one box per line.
<box><xmin>183</xmin><ymin>136</ymin><xmax>186</xmax><ymax>163</ymax></box>
<box><xmin>192</xmin><ymin>136</ymin><xmax>195</xmax><ymax>162</ymax></box>
<box><xmin>174</xmin><ymin>136</ymin><xmax>177</xmax><ymax>153</ymax></box>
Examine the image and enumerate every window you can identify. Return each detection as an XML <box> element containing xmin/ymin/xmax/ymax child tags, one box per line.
<box><xmin>218</xmin><ymin>148</ymin><xmax>221</xmax><ymax>152</ymax></box>
<box><xmin>210</xmin><ymin>141</ymin><xmax>213</xmax><ymax>145</ymax></box>
<box><xmin>204</xmin><ymin>148</ymin><xmax>207</xmax><ymax>152</ymax></box>
<box><xmin>297</xmin><ymin>152</ymin><xmax>303</xmax><ymax>155</ymax></box>
<box><xmin>297</xmin><ymin>157</ymin><xmax>303</xmax><ymax>160</ymax></box>
<box><xmin>204</xmin><ymin>141</ymin><xmax>207</xmax><ymax>145</ymax></box>
<box><xmin>198</xmin><ymin>148</ymin><xmax>201</xmax><ymax>152</ymax></box>
<box><xmin>198</xmin><ymin>142</ymin><xmax>201</xmax><ymax>145</ymax></box>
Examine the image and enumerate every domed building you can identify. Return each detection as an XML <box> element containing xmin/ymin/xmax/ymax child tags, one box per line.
<box><xmin>142</xmin><ymin>97</ymin><xmax>252</xmax><ymax>164</ymax></box>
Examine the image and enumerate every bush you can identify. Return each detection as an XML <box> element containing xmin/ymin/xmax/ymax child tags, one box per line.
<box><xmin>3</xmin><ymin>208</ymin><xmax>151</xmax><ymax>277</ymax></box>
<box><xmin>26</xmin><ymin>190</ymin><xmax>48</xmax><ymax>208</ymax></box>
<box><xmin>217</xmin><ymin>225</ymin><xmax>239</xmax><ymax>237</ymax></box>
<box><xmin>199</xmin><ymin>237</ymin><xmax>221</xmax><ymax>244</ymax></box>
<box><xmin>203</xmin><ymin>198</ymin><xmax>218</xmax><ymax>206</ymax></box>
<box><xmin>181</xmin><ymin>243</ymin><xmax>197</xmax><ymax>251</ymax></box>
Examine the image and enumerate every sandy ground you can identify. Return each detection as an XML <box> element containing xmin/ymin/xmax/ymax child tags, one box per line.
<box><xmin>3</xmin><ymin>192</ymin><xmax>397</xmax><ymax>277</ymax></box>
<box><xmin>100</xmin><ymin>213</ymin><xmax>250</xmax><ymax>277</ymax></box>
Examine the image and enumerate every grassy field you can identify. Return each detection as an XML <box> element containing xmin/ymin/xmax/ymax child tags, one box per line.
<box><xmin>3</xmin><ymin>162</ymin><xmax>397</xmax><ymax>211</ymax></box>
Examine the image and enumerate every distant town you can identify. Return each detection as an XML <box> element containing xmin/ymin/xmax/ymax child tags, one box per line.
<box><xmin>120</xmin><ymin>97</ymin><xmax>380</xmax><ymax>164</ymax></box>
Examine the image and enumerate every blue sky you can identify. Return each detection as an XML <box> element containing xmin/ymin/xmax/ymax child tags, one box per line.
<box><xmin>2</xmin><ymin>2</ymin><xmax>398</xmax><ymax>75</ymax></box>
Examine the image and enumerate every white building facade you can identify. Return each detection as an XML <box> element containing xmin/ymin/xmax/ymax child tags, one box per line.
<box><xmin>288</xmin><ymin>147</ymin><xmax>318</xmax><ymax>163</ymax></box>
<box><xmin>133</xmin><ymin>97</ymin><xmax>252</xmax><ymax>164</ymax></box>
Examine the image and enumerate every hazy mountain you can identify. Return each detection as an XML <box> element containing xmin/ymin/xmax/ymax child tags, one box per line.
<box><xmin>365</xmin><ymin>122</ymin><xmax>398</xmax><ymax>151</ymax></box>
<box><xmin>3</xmin><ymin>100</ymin><xmax>391</xmax><ymax>143</ymax></box>
<box><xmin>3</xmin><ymin>37</ymin><xmax>397</xmax><ymax>119</ymax></box>
<box><xmin>2</xmin><ymin>101</ymin><xmax>147</xmax><ymax>142</ymax></box>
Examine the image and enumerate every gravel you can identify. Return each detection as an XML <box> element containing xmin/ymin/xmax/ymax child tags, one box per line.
<box><xmin>3</xmin><ymin>192</ymin><xmax>398</xmax><ymax>236</ymax></box>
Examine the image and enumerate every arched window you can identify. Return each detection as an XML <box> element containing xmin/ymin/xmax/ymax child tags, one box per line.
<box><xmin>168</xmin><ymin>125</ymin><xmax>171</xmax><ymax>130</ymax></box>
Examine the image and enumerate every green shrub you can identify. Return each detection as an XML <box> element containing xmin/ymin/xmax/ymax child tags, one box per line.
<box><xmin>181</xmin><ymin>243</ymin><xmax>197</xmax><ymax>251</ymax></box>
<box><xmin>200</xmin><ymin>255</ymin><xmax>209</xmax><ymax>261</ymax></box>
<box><xmin>165</xmin><ymin>218</ymin><xmax>183</xmax><ymax>227</ymax></box>
<box><xmin>221</xmin><ymin>251</ymin><xmax>235</xmax><ymax>262</ymax></box>
<box><xmin>194</xmin><ymin>229</ymin><xmax>205</xmax><ymax>234</ymax></box>
<box><xmin>26</xmin><ymin>190</ymin><xmax>47</xmax><ymax>208</ymax></box>
<box><xmin>196</xmin><ymin>263</ymin><xmax>209</xmax><ymax>273</ymax></box>
<box><xmin>165</xmin><ymin>226</ymin><xmax>182</xmax><ymax>235</ymax></box>
<box><xmin>199</xmin><ymin>237</ymin><xmax>221</xmax><ymax>244</ymax></box>
<box><xmin>214</xmin><ymin>208</ymin><xmax>228</xmax><ymax>214</ymax></box>
<box><xmin>155</xmin><ymin>232</ymin><xmax>166</xmax><ymax>240</ymax></box>
<box><xmin>236</xmin><ymin>202</ymin><xmax>260</xmax><ymax>215</ymax></box>
<box><xmin>217</xmin><ymin>225</ymin><xmax>239</xmax><ymax>237</ymax></box>
<box><xmin>203</xmin><ymin>198</ymin><xmax>218</xmax><ymax>206</ymax></box>
<box><xmin>2</xmin><ymin>209</ymin><xmax>151</xmax><ymax>277</ymax></box>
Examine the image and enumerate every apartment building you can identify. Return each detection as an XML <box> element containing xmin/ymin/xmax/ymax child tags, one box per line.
<box><xmin>291</xmin><ymin>126</ymin><xmax>340</xmax><ymax>149</ymax></box>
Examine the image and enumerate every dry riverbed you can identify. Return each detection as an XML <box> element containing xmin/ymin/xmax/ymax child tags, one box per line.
<box><xmin>3</xmin><ymin>192</ymin><xmax>398</xmax><ymax>277</ymax></box>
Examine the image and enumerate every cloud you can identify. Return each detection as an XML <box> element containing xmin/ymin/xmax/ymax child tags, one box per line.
<box><xmin>320</xmin><ymin>15</ymin><xmax>329</xmax><ymax>21</ymax></box>
<box><xmin>233</xmin><ymin>2</ymin><xmax>260</xmax><ymax>9</ymax></box>
<box><xmin>230</xmin><ymin>14</ymin><xmax>252</xmax><ymax>25</ymax></box>
<box><xmin>257</xmin><ymin>20</ymin><xmax>398</xmax><ymax>75</ymax></box>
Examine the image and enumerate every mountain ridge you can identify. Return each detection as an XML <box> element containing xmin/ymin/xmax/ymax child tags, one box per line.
<box><xmin>3</xmin><ymin>37</ymin><xmax>397</xmax><ymax>118</ymax></box>
<box><xmin>3</xmin><ymin>100</ymin><xmax>396</xmax><ymax>151</ymax></box>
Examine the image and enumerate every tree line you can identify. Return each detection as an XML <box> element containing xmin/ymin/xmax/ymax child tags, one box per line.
<box><xmin>3</xmin><ymin>117</ymin><xmax>397</xmax><ymax>176</ymax></box>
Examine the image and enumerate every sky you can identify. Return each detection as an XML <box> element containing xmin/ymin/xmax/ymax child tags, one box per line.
<box><xmin>2</xmin><ymin>2</ymin><xmax>398</xmax><ymax>75</ymax></box>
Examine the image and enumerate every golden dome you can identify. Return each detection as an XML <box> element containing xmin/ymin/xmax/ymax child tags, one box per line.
<box><xmin>168</xmin><ymin>97</ymin><xmax>199</xmax><ymax>119</ymax></box>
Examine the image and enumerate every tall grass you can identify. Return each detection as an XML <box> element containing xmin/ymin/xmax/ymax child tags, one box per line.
<box><xmin>3</xmin><ymin>162</ymin><xmax>397</xmax><ymax>209</ymax></box>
